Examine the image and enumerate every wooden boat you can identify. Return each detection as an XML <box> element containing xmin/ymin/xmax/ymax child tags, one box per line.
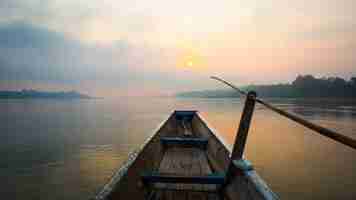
<box><xmin>94</xmin><ymin>110</ymin><xmax>278</xmax><ymax>200</ymax></box>
<box><xmin>93</xmin><ymin>77</ymin><xmax>356</xmax><ymax>200</ymax></box>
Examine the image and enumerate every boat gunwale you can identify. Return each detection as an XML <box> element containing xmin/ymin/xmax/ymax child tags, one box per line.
<box><xmin>92</xmin><ymin>111</ymin><xmax>173</xmax><ymax>200</ymax></box>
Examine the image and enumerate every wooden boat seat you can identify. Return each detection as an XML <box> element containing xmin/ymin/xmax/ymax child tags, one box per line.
<box><xmin>141</xmin><ymin>172</ymin><xmax>226</xmax><ymax>185</ymax></box>
<box><xmin>141</xmin><ymin>147</ymin><xmax>221</xmax><ymax>194</ymax></box>
<box><xmin>160</xmin><ymin>137</ymin><xmax>208</xmax><ymax>149</ymax></box>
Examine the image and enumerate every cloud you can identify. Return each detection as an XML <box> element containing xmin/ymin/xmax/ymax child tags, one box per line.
<box><xmin>0</xmin><ymin>22</ymin><xmax>192</xmax><ymax>95</ymax></box>
<box><xmin>0</xmin><ymin>22</ymin><xmax>132</xmax><ymax>85</ymax></box>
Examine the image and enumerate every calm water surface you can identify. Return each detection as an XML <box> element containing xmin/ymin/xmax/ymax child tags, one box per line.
<box><xmin>0</xmin><ymin>97</ymin><xmax>355</xmax><ymax>199</ymax></box>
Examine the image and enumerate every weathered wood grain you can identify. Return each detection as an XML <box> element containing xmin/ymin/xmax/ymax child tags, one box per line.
<box><xmin>157</xmin><ymin>148</ymin><xmax>212</xmax><ymax>190</ymax></box>
<box><xmin>149</xmin><ymin>147</ymin><xmax>221</xmax><ymax>200</ymax></box>
<box><xmin>160</xmin><ymin>137</ymin><xmax>208</xmax><ymax>149</ymax></box>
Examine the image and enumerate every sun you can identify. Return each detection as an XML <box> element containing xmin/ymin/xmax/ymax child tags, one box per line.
<box><xmin>176</xmin><ymin>48</ymin><xmax>205</xmax><ymax>70</ymax></box>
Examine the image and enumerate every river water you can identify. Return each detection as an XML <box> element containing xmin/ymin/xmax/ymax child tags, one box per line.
<box><xmin>0</xmin><ymin>97</ymin><xmax>355</xmax><ymax>199</ymax></box>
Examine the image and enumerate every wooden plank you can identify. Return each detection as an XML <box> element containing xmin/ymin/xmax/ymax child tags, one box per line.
<box><xmin>190</xmin><ymin>149</ymin><xmax>201</xmax><ymax>191</ymax></box>
<box><xmin>161</xmin><ymin>137</ymin><xmax>208</xmax><ymax>149</ymax></box>
<box><xmin>154</xmin><ymin>149</ymin><xmax>174</xmax><ymax>200</ymax></box>
<box><xmin>198</xmin><ymin>151</ymin><xmax>216</xmax><ymax>192</ymax></box>
<box><xmin>155</xmin><ymin>148</ymin><xmax>179</xmax><ymax>200</ymax></box>
<box><xmin>181</xmin><ymin>147</ymin><xmax>193</xmax><ymax>190</ymax></box>
<box><xmin>157</xmin><ymin>148</ymin><xmax>186</xmax><ymax>200</ymax></box>
<box><xmin>150</xmin><ymin>147</ymin><xmax>221</xmax><ymax>200</ymax></box>
<box><xmin>157</xmin><ymin>149</ymin><xmax>175</xmax><ymax>191</ymax></box>
<box><xmin>142</xmin><ymin>173</ymin><xmax>226</xmax><ymax>184</ymax></box>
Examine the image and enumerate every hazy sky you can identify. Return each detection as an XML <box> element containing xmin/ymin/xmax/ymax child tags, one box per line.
<box><xmin>0</xmin><ymin>0</ymin><xmax>355</xmax><ymax>96</ymax></box>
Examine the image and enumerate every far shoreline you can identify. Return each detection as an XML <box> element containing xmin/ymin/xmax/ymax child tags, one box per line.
<box><xmin>0</xmin><ymin>89</ymin><xmax>94</xmax><ymax>100</ymax></box>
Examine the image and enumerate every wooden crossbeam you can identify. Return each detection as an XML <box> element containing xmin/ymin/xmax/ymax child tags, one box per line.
<box><xmin>141</xmin><ymin>172</ymin><xmax>226</xmax><ymax>185</ymax></box>
<box><xmin>160</xmin><ymin>137</ymin><xmax>208</xmax><ymax>149</ymax></box>
<box><xmin>174</xmin><ymin>110</ymin><xmax>196</xmax><ymax>121</ymax></box>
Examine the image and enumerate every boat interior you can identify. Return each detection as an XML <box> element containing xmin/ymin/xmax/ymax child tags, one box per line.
<box><xmin>142</xmin><ymin>111</ymin><xmax>222</xmax><ymax>199</ymax></box>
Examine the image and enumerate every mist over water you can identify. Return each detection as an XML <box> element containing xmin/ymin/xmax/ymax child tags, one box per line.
<box><xmin>0</xmin><ymin>97</ymin><xmax>355</xmax><ymax>199</ymax></box>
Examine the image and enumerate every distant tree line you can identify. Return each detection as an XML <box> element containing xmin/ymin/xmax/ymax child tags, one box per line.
<box><xmin>177</xmin><ymin>75</ymin><xmax>356</xmax><ymax>98</ymax></box>
<box><xmin>0</xmin><ymin>89</ymin><xmax>91</xmax><ymax>99</ymax></box>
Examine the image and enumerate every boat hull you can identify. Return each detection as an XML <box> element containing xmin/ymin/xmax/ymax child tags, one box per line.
<box><xmin>93</xmin><ymin>110</ymin><xmax>278</xmax><ymax>200</ymax></box>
